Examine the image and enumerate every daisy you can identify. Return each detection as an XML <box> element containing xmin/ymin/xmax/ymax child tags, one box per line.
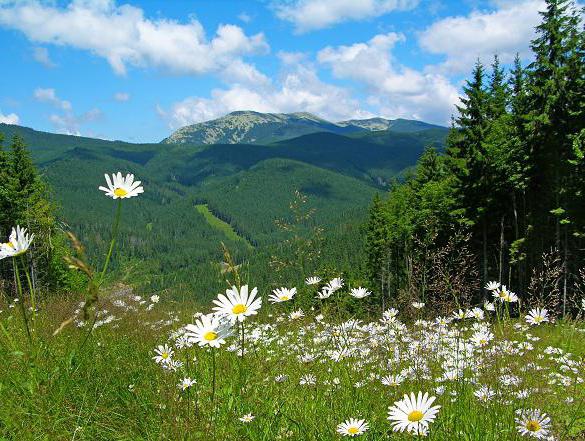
<box><xmin>153</xmin><ymin>344</ymin><xmax>174</xmax><ymax>364</ymax></box>
<box><xmin>177</xmin><ymin>377</ymin><xmax>196</xmax><ymax>391</ymax></box>
<box><xmin>493</xmin><ymin>286</ymin><xmax>518</xmax><ymax>303</ymax></box>
<box><xmin>305</xmin><ymin>276</ymin><xmax>321</xmax><ymax>285</ymax></box>
<box><xmin>150</xmin><ymin>295</ymin><xmax>160</xmax><ymax>304</ymax></box>
<box><xmin>485</xmin><ymin>281</ymin><xmax>501</xmax><ymax>291</ymax></box>
<box><xmin>515</xmin><ymin>409</ymin><xmax>551</xmax><ymax>439</ymax></box>
<box><xmin>300</xmin><ymin>374</ymin><xmax>316</xmax><ymax>385</ymax></box>
<box><xmin>289</xmin><ymin>309</ymin><xmax>305</xmax><ymax>320</ymax></box>
<box><xmin>212</xmin><ymin>285</ymin><xmax>262</xmax><ymax>323</ymax></box>
<box><xmin>350</xmin><ymin>287</ymin><xmax>372</xmax><ymax>299</ymax></box>
<box><xmin>269</xmin><ymin>287</ymin><xmax>296</xmax><ymax>303</ymax></box>
<box><xmin>239</xmin><ymin>413</ymin><xmax>255</xmax><ymax>423</ymax></box>
<box><xmin>0</xmin><ymin>226</ymin><xmax>34</xmax><ymax>258</ymax></box>
<box><xmin>99</xmin><ymin>172</ymin><xmax>144</xmax><ymax>199</ymax></box>
<box><xmin>316</xmin><ymin>288</ymin><xmax>333</xmax><ymax>299</ymax></box>
<box><xmin>184</xmin><ymin>313</ymin><xmax>233</xmax><ymax>348</ymax></box>
<box><xmin>484</xmin><ymin>301</ymin><xmax>496</xmax><ymax>311</ymax></box>
<box><xmin>326</xmin><ymin>277</ymin><xmax>344</xmax><ymax>292</ymax></box>
<box><xmin>387</xmin><ymin>391</ymin><xmax>440</xmax><ymax>435</ymax></box>
<box><xmin>525</xmin><ymin>308</ymin><xmax>549</xmax><ymax>326</ymax></box>
<box><xmin>336</xmin><ymin>418</ymin><xmax>369</xmax><ymax>437</ymax></box>
<box><xmin>381</xmin><ymin>374</ymin><xmax>404</xmax><ymax>387</ymax></box>
<box><xmin>474</xmin><ymin>385</ymin><xmax>495</xmax><ymax>403</ymax></box>
<box><xmin>412</xmin><ymin>302</ymin><xmax>425</xmax><ymax>309</ymax></box>
<box><xmin>471</xmin><ymin>329</ymin><xmax>494</xmax><ymax>347</ymax></box>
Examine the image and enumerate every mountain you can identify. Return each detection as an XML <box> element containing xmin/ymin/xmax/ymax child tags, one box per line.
<box><xmin>162</xmin><ymin>111</ymin><xmax>362</xmax><ymax>145</ymax></box>
<box><xmin>0</xmin><ymin>118</ymin><xmax>448</xmax><ymax>296</ymax></box>
<box><xmin>339</xmin><ymin>117</ymin><xmax>446</xmax><ymax>133</ymax></box>
<box><xmin>161</xmin><ymin>111</ymin><xmax>446</xmax><ymax>146</ymax></box>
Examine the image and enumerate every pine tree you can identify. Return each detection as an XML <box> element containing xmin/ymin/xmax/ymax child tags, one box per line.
<box><xmin>365</xmin><ymin>193</ymin><xmax>388</xmax><ymax>291</ymax></box>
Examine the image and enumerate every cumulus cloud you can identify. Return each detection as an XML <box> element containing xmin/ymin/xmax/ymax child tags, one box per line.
<box><xmin>34</xmin><ymin>88</ymin><xmax>72</xmax><ymax>111</ymax></box>
<box><xmin>160</xmin><ymin>62</ymin><xmax>373</xmax><ymax>129</ymax></box>
<box><xmin>318</xmin><ymin>33</ymin><xmax>460</xmax><ymax>124</ymax></box>
<box><xmin>32</xmin><ymin>46</ymin><xmax>56</xmax><ymax>68</ymax></box>
<box><xmin>49</xmin><ymin>108</ymin><xmax>103</xmax><ymax>135</ymax></box>
<box><xmin>0</xmin><ymin>0</ymin><xmax>268</xmax><ymax>76</ymax></box>
<box><xmin>419</xmin><ymin>0</ymin><xmax>545</xmax><ymax>74</ymax></box>
<box><xmin>273</xmin><ymin>0</ymin><xmax>419</xmax><ymax>32</ymax></box>
<box><xmin>0</xmin><ymin>111</ymin><xmax>19</xmax><ymax>125</ymax></box>
<box><xmin>114</xmin><ymin>92</ymin><xmax>130</xmax><ymax>102</ymax></box>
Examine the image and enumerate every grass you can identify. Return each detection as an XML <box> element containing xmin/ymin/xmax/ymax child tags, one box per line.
<box><xmin>195</xmin><ymin>204</ymin><xmax>253</xmax><ymax>249</ymax></box>
<box><xmin>1</xmin><ymin>286</ymin><xmax>584</xmax><ymax>440</ymax></box>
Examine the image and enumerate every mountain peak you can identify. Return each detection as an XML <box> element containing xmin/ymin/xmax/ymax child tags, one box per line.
<box><xmin>162</xmin><ymin>111</ymin><xmax>445</xmax><ymax>146</ymax></box>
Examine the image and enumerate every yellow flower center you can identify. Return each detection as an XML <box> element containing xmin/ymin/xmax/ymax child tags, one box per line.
<box><xmin>534</xmin><ymin>316</ymin><xmax>543</xmax><ymax>323</ymax></box>
<box><xmin>232</xmin><ymin>303</ymin><xmax>247</xmax><ymax>314</ymax></box>
<box><xmin>114</xmin><ymin>187</ymin><xmax>128</xmax><ymax>197</ymax></box>
<box><xmin>279</xmin><ymin>296</ymin><xmax>290</xmax><ymax>301</ymax></box>
<box><xmin>408</xmin><ymin>410</ymin><xmax>424</xmax><ymax>422</ymax></box>
<box><xmin>203</xmin><ymin>331</ymin><xmax>218</xmax><ymax>341</ymax></box>
<box><xmin>348</xmin><ymin>427</ymin><xmax>359</xmax><ymax>434</ymax></box>
<box><xmin>3</xmin><ymin>241</ymin><xmax>14</xmax><ymax>249</ymax></box>
<box><xmin>480</xmin><ymin>339</ymin><xmax>487</xmax><ymax>345</ymax></box>
<box><xmin>162</xmin><ymin>352</ymin><xmax>169</xmax><ymax>359</ymax></box>
<box><xmin>526</xmin><ymin>420</ymin><xmax>541</xmax><ymax>432</ymax></box>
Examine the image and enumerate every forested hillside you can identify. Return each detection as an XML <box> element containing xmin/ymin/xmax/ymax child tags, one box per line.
<box><xmin>0</xmin><ymin>117</ymin><xmax>446</xmax><ymax>298</ymax></box>
<box><xmin>366</xmin><ymin>0</ymin><xmax>585</xmax><ymax>316</ymax></box>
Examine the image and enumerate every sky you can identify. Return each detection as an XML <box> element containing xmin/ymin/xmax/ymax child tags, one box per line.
<box><xmin>0</xmin><ymin>0</ymin><xmax>549</xmax><ymax>143</ymax></box>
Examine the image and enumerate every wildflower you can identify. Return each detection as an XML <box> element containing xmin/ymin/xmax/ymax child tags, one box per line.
<box><xmin>484</xmin><ymin>301</ymin><xmax>495</xmax><ymax>311</ymax></box>
<box><xmin>152</xmin><ymin>344</ymin><xmax>174</xmax><ymax>364</ymax></box>
<box><xmin>336</xmin><ymin>418</ymin><xmax>369</xmax><ymax>437</ymax></box>
<box><xmin>184</xmin><ymin>313</ymin><xmax>233</xmax><ymax>348</ymax></box>
<box><xmin>471</xmin><ymin>329</ymin><xmax>494</xmax><ymax>347</ymax></box>
<box><xmin>515</xmin><ymin>409</ymin><xmax>551</xmax><ymax>439</ymax></box>
<box><xmin>150</xmin><ymin>295</ymin><xmax>160</xmax><ymax>304</ymax></box>
<box><xmin>525</xmin><ymin>308</ymin><xmax>549</xmax><ymax>326</ymax></box>
<box><xmin>289</xmin><ymin>309</ymin><xmax>305</xmax><ymax>320</ymax></box>
<box><xmin>387</xmin><ymin>392</ymin><xmax>440</xmax><ymax>435</ymax></box>
<box><xmin>177</xmin><ymin>377</ymin><xmax>196</xmax><ymax>391</ymax></box>
<box><xmin>212</xmin><ymin>285</ymin><xmax>261</xmax><ymax>323</ymax></box>
<box><xmin>471</xmin><ymin>307</ymin><xmax>485</xmax><ymax>320</ymax></box>
<box><xmin>453</xmin><ymin>309</ymin><xmax>473</xmax><ymax>320</ymax></box>
<box><xmin>485</xmin><ymin>281</ymin><xmax>501</xmax><ymax>291</ymax></box>
<box><xmin>412</xmin><ymin>302</ymin><xmax>425</xmax><ymax>309</ymax></box>
<box><xmin>269</xmin><ymin>287</ymin><xmax>296</xmax><ymax>303</ymax></box>
<box><xmin>305</xmin><ymin>276</ymin><xmax>321</xmax><ymax>285</ymax></box>
<box><xmin>239</xmin><ymin>413</ymin><xmax>255</xmax><ymax>423</ymax></box>
<box><xmin>326</xmin><ymin>277</ymin><xmax>344</xmax><ymax>292</ymax></box>
<box><xmin>300</xmin><ymin>374</ymin><xmax>316</xmax><ymax>385</ymax></box>
<box><xmin>474</xmin><ymin>385</ymin><xmax>495</xmax><ymax>403</ymax></box>
<box><xmin>0</xmin><ymin>226</ymin><xmax>34</xmax><ymax>258</ymax></box>
<box><xmin>381</xmin><ymin>374</ymin><xmax>404</xmax><ymax>387</ymax></box>
<box><xmin>493</xmin><ymin>285</ymin><xmax>518</xmax><ymax>303</ymax></box>
<box><xmin>99</xmin><ymin>172</ymin><xmax>144</xmax><ymax>199</ymax></box>
<box><xmin>350</xmin><ymin>287</ymin><xmax>372</xmax><ymax>299</ymax></box>
<box><xmin>317</xmin><ymin>288</ymin><xmax>333</xmax><ymax>299</ymax></box>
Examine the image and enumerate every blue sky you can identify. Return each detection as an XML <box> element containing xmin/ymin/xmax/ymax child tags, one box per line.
<box><xmin>0</xmin><ymin>0</ymin><xmax>546</xmax><ymax>142</ymax></box>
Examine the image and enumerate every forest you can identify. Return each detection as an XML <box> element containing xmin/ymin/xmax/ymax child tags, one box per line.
<box><xmin>365</xmin><ymin>0</ymin><xmax>585</xmax><ymax>316</ymax></box>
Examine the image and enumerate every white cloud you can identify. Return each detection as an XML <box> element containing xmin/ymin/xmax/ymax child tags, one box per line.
<box><xmin>0</xmin><ymin>0</ymin><xmax>268</xmax><ymax>76</ymax></box>
<box><xmin>273</xmin><ymin>0</ymin><xmax>419</xmax><ymax>32</ymax></box>
<box><xmin>419</xmin><ymin>0</ymin><xmax>545</xmax><ymax>73</ymax></box>
<box><xmin>0</xmin><ymin>111</ymin><xmax>19</xmax><ymax>125</ymax></box>
<box><xmin>114</xmin><ymin>92</ymin><xmax>130</xmax><ymax>102</ymax></box>
<box><xmin>32</xmin><ymin>46</ymin><xmax>56</xmax><ymax>68</ymax></box>
<box><xmin>33</xmin><ymin>88</ymin><xmax>72</xmax><ymax>111</ymax></box>
<box><xmin>238</xmin><ymin>12</ymin><xmax>252</xmax><ymax>23</ymax></box>
<box><xmin>49</xmin><ymin>108</ymin><xmax>103</xmax><ymax>135</ymax></box>
<box><xmin>161</xmin><ymin>62</ymin><xmax>373</xmax><ymax>129</ymax></box>
<box><xmin>318</xmin><ymin>33</ymin><xmax>460</xmax><ymax>124</ymax></box>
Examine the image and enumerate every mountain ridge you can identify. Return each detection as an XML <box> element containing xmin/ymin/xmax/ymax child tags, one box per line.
<box><xmin>161</xmin><ymin>110</ymin><xmax>445</xmax><ymax>146</ymax></box>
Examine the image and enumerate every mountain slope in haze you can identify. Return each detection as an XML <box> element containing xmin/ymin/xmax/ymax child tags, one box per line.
<box><xmin>162</xmin><ymin>111</ymin><xmax>447</xmax><ymax>146</ymax></box>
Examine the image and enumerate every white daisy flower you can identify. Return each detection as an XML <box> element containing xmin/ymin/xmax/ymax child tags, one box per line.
<box><xmin>184</xmin><ymin>313</ymin><xmax>233</xmax><ymax>348</ymax></box>
<box><xmin>99</xmin><ymin>172</ymin><xmax>144</xmax><ymax>199</ymax></box>
<box><xmin>412</xmin><ymin>302</ymin><xmax>425</xmax><ymax>309</ymax></box>
<box><xmin>239</xmin><ymin>413</ymin><xmax>255</xmax><ymax>423</ymax></box>
<box><xmin>0</xmin><ymin>226</ymin><xmax>34</xmax><ymax>258</ymax></box>
<box><xmin>305</xmin><ymin>276</ymin><xmax>321</xmax><ymax>285</ymax></box>
<box><xmin>269</xmin><ymin>287</ymin><xmax>296</xmax><ymax>303</ymax></box>
<box><xmin>152</xmin><ymin>344</ymin><xmax>174</xmax><ymax>364</ymax></box>
<box><xmin>485</xmin><ymin>281</ymin><xmax>501</xmax><ymax>291</ymax></box>
<box><xmin>515</xmin><ymin>409</ymin><xmax>551</xmax><ymax>438</ymax></box>
<box><xmin>212</xmin><ymin>285</ymin><xmax>262</xmax><ymax>323</ymax></box>
<box><xmin>150</xmin><ymin>295</ymin><xmax>160</xmax><ymax>304</ymax></box>
<box><xmin>525</xmin><ymin>308</ymin><xmax>549</xmax><ymax>326</ymax></box>
<box><xmin>350</xmin><ymin>287</ymin><xmax>372</xmax><ymax>299</ymax></box>
<box><xmin>177</xmin><ymin>377</ymin><xmax>196</xmax><ymax>391</ymax></box>
<box><xmin>387</xmin><ymin>391</ymin><xmax>440</xmax><ymax>435</ymax></box>
<box><xmin>289</xmin><ymin>309</ymin><xmax>305</xmax><ymax>320</ymax></box>
<box><xmin>336</xmin><ymin>418</ymin><xmax>369</xmax><ymax>437</ymax></box>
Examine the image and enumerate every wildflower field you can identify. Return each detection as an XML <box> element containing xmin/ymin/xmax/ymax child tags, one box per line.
<box><xmin>1</xmin><ymin>173</ymin><xmax>585</xmax><ymax>440</ymax></box>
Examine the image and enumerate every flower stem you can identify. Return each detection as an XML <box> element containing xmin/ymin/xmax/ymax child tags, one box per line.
<box><xmin>13</xmin><ymin>257</ymin><xmax>32</xmax><ymax>345</ymax></box>
<box><xmin>99</xmin><ymin>199</ymin><xmax>123</xmax><ymax>286</ymax></box>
